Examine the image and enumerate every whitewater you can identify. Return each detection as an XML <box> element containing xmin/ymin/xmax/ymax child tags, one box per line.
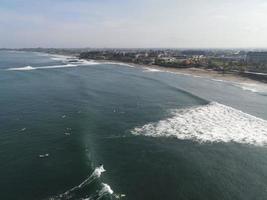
<box><xmin>131</xmin><ymin>102</ymin><xmax>267</xmax><ymax>146</ymax></box>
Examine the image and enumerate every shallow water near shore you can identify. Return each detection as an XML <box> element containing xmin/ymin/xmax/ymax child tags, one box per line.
<box><xmin>1</xmin><ymin>51</ymin><xmax>267</xmax><ymax>200</ymax></box>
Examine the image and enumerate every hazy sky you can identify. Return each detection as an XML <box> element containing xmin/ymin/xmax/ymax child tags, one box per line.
<box><xmin>1</xmin><ymin>0</ymin><xmax>267</xmax><ymax>48</ymax></box>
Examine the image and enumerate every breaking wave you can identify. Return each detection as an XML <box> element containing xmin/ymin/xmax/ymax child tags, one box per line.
<box><xmin>131</xmin><ymin>102</ymin><xmax>267</xmax><ymax>146</ymax></box>
<box><xmin>143</xmin><ymin>67</ymin><xmax>162</xmax><ymax>72</ymax></box>
<box><xmin>81</xmin><ymin>183</ymin><xmax>115</xmax><ymax>200</ymax></box>
<box><xmin>6</xmin><ymin>59</ymin><xmax>100</xmax><ymax>71</ymax></box>
<box><xmin>78</xmin><ymin>60</ymin><xmax>101</xmax><ymax>65</ymax></box>
<box><xmin>237</xmin><ymin>83</ymin><xmax>267</xmax><ymax>94</ymax></box>
<box><xmin>50</xmin><ymin>55</ymin><xmax>70</xmax><ymax>61</ymax></box>
<box><xmin>102</xmin><ymin>61</ymin><xmax>135</xmax><ymax>68</ymax></box>
<box><xmin>96</xmin><ymin>183</ymin><xmax>114</xmax><ymax>199</ymax></box>
<box><xmin>7</xmin><ymin>64</ymin><xmax>77</xmax><ymax>71</ymax></box>
<box><xmin>6</xmin><ymin>66</ymin><xmax>36</xmax><ymax>71</ymax></box>
<box><xmin>47</xmin><ymin>165</ymin><xmax>106</xmax><ymax>200</ymax></box>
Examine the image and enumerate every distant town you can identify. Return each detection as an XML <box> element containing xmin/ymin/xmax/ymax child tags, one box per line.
<box><xmin>2</xmin><ymin>48</ymin><xmax>267</xmax><ymax>81</ymax></box>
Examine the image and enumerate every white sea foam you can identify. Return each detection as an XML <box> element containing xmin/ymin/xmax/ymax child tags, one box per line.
<box><xmin>144</xmin><ymin>67</ymin><xmax>162</xmax><ymax>72</ymax></box>
<box><xmin>131</xmin><ymin>102</ymin><xmax>267</xmax><ymax>146</ymax></box>
<box><xmin>237</xmin><ymin>83</ymin><xmax>267</xmax><ymax>94</ymax></box>
<box><xmin>211</xmin><ymin>78</ymin><xmax>226</xmax><ymax>82</ymax></box>
<box><xmin>51</xmin><ymin>57</ymin><xmax>67</xmax><ymax>61</ymax></box>
<box><xmin>49</xmin><ymin>54</ymin><xmax>101</xmax><ymax>66</ymax></box>
<box><xmin>50</xmin><ymin>165</ymin><xmax>106</xmax><ymax>199</ymax></box>
<box><xmin>192</xmin><ymin>75</ymin><xmax>202</xmax><ymax>78</ymax></box>
<box><xmin>82</xmin><ymin>183</ymin><xmax>114</xmax><ymax>200</ymax></box>
<box><xmin>50</xmin><ymin>54</ymin><xmax>71</xmax><ymax>62</ymax></box>
<box><xmin>78</xmin><ymin>59</ymin><xmax>100</xmax><ymax>65</ymax></box>
<box><xmin>93</xmin><ymin>165</ymin><xmax>106</xmax><ymax>177</ymax></box>
<box><xmin>72</xmin><ymin>165</ymin><xmax>105</xmax><ymax>190</ymax></box>
<box><xmin>33</xmin><ymin>52</ymin><xmax>51</xmax><ymax>57</ymax></box>
<box><xmin>153</xmin><ymin>68</ymin><xmax>267</xmax><ymax>94</ymax></box>
<box><xmin>6</xmin><ymin>64</ymin><xmax>77</xmax><ymax>71</ymax></box>
<box><xmin>114</xmin><ymin>194</ymin><xmax>126</xmax><ymax>199</ymax></box>
<box><xmin>103</xmin><ymin>61</ymin><xmax>135</xmax><ymax>68</ymax></box>
<box><xmin>39</xmin><ymin>153</ymin><xmax>49</xmax><ymax>158</ymax></box>
<box><xmin>38</xmin><ymin>64</ymin><xmax>77</xmax><ymax>69</ymax></box>
<box><xmin>20</xmin><ymin>128</ymin><xmax>26</xmax><ymax>132</ymax></box>
<box><xmin>6</xmin><ymin>59</ymin><xmax>101</xmax><ymax>71</ymax></box>
<box><xmin>7</xmin><ymin>66</ymin><xmax>36</xmax><ymax>71</ymax></box>
<box><xmin>99</xmin><ymin>183</ymin><xmax>114</xmax><ymax>195</ymax></box>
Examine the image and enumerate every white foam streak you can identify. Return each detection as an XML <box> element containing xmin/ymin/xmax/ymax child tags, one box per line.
<box><xmin>211</xmin><ymin>78</ymin><xmax>226</xmax><ymax>82</ymax></box>
<box><xmin>131</xmin><ymin>102</ymin><xmax>267</xmax><ymax>146</ymax></box>
<box><xmin>77</xmin><ymin>165</ymin><xmax>105</xmax><ymax>189</ymax></box>
<box><xmin>38</xmin><ymin>64</ymin><xmax>77</xmax><ymax>69</ymax></box>
<box><xmin>6</xmin><ymin>59</ymin><xmax>101</xmax><ymax>71</ymax></box>
<box><xmin>83</xmin><ymin>183</ymin><xmax>114</xmax><ymax>200</ymax></box>
<box><xmin>52</xmin><ymin>165</ymin><xmax>106</xmax><ymax>199</ymax></box>
<box><xmin>50</xmin><ymin>54</ymin><xmax>71</xmax><ymax>62</ymax></box>
<box><xmin>144</xmin><ymin>67</ymin><xmax>162</xmax><ymax>72</ymax></box>
<box><xmin>7</xmin><ymin>66</ymin><xmax>36</xmax><ymax>71</ymax></box>
<box><xmin>80</xmin><ymin>183</ymin><xmax>114</xmax><ymax>200</ymax></box>
<box><xmin>6</xmin><ymin>64</ymin><xmax>77</xmax><ymax>71</ymax></box>
<box><xmin>95</xmin><ymin>183</ymin><xmax>114</xmax><ymax>200</ymax></box>
<box><xmin>92</xmin><ymin>165</ymin><xmax>106</xmax><ymax>178</ymax></box>
<box><xmin>99</xmin><ymin>183</ymin><xmax>114</xmax><ymax>195</ymax></box>
<box><xmin>237</xmin><ymin>83</ymin><xmax>267</xmax><ymax>94</ymax></box>
<box><xmin>102</xmin><ymin>61</ymin><xmax>135</xmax><ymax>68</ymax></box>
<box><xmin>78</xmin><ymin>59</ymin><xmax>100</xmax><ymax>65</ymax></box>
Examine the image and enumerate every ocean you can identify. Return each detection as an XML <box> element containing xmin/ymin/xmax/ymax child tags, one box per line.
<box><xmin>1</xmin><ymin>50</ymin><xmax>267</xmax><ymax>200</ymax></box>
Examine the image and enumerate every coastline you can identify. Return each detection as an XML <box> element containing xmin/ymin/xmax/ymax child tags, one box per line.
<box><xmin>24</xmin><ymin>50</ymin><xmax>267</xmax><ymax>90</ymax></box>
<box><xmin>93</xmin><ymin>59</ymin><xmax>267</xmax><ymax>87</ymax></box>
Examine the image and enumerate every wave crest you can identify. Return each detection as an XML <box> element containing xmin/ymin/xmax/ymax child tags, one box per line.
<box><xmin>47</xmin><ymin>165</ymin><xmax>106</xmax><ymax>200</ymax></box>
<box><xmin>131</xmin><ymin>102</ymin><xmax>267</xmax><ymax>146</ymax></box>
<box><xmin>6</xmin><ymin>64</ymin><xmax>77</xmax><ymax>71</ymax></box>
<box><xmin>6</xmin><ymin>60</ymin><xmax>100</xmax><ymax>71</ymax></box>
<box><xmin>7</xmin><ymin>66</ymin><xmax>36</xmax><ymax>71</ymax></box>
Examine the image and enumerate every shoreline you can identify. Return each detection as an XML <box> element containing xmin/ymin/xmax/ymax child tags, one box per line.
<box><xmin>92</xmin><ymin>59</ymin><xmax>267</xmax><ymax>87</ymax></box>
<box><xmin>19</xmin><ymin>50</ymin><xmax>267</xmax><ymax>89</ymax></box>
<box><xmin>4</xmin><ymin>49</ymin><xmax>267</xmax><ymax>85</ymax></box>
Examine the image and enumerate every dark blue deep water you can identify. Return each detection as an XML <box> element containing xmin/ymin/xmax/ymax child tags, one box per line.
<box><xmin>1</xmin><ymin>51</ymin><xmax>267</xmax><ymax>200</ymax></box>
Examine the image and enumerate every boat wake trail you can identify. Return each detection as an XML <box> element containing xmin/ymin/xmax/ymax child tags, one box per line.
<box><xmin>131</xmin><ymin>102</ymin><xmax>267</xmax><ymax>146</ymax></box>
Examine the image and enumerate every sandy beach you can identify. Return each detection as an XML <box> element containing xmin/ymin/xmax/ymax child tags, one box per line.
<box><xmin>148</xmin><ymin>65</ymin><xmax>262</xmax><ymax>84</ymax></box>
<box><xmin>96</xmin><ymin>59</ymin><xmax>267</xmax><ymax>86</ymax></box>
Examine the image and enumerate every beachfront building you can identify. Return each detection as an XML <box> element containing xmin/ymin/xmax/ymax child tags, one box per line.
<box><xmin>246</xmin><ymin>52</ymin><xmax>267</xmax><ymax>64</ymax></box>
